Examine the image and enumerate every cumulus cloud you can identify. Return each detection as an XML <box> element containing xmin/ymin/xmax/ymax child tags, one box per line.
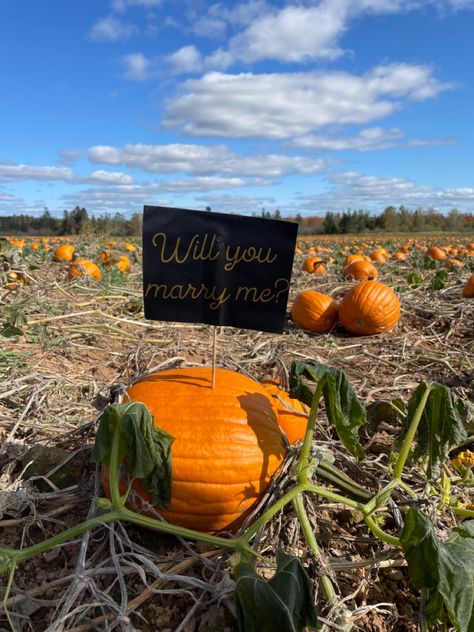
<box><xmin>111</xmin><ymin>0</ymin><xmax>162</xmax><ymax>13</ymax></box>
<box><xmin>168</xmin><ymin>45</ymin><xmax>203</xmax><ymax>74</ymax></box>
<box><xmin>162</xmin><ymin>0</ymin><xmax>474</xmax><ymax>73</ymax></box>
<box><xmin>85</xmin><ymin>170</ymin><xmax>135</xmax><ymax>185</ymax></box>
<box><xmin>0</xmin><ymin>188</ymin><xmax>26</xmax><ymax>213</ymax></box>
<box><xmin>164</xmin><ymin>64</ymin><xmax>454</xmax><ymax>139</ymax></box>
<box><xmin>296</xmin><ymin>170</ymin><xmax>474</xmax><ymax>212</ymax></box>
<box><xmin>121</xmin><ymin>52</ymin><xmax>152</xmax><ymax>80</ymax></box>
<box><xmin>0</xmin><ymin>163</ymin><xmax>74</xmax><ymax>183</ymax></box>
<box><xmin>89</xmin><ymin>16</ymin><xmax>137</xmax><ymax>41</ymax></box>
<box><xmin>290</xmin><ymin>127</ymin><xmax>456</xmax><ymax>151</ymax></box>
<box><xmin>87</xmin><ymin>143</ymin><xmax>328</xmax><ymax>177</ymax></box>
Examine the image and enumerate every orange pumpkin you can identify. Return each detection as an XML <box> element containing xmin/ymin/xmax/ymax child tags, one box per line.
<box><xmin>115</xmin><ymin>254</ymin><xmax>131</xmax><ymax>273</ymax></box>
<box><xmin>339</xmin><ymin>280</ymin><xmax>401</xmax><ymax>336</ymax></box>
<box><xmin>102</xmin><ymin>368</ymin><xmax>286</xmax><ymax>533</ymax></box>
<box><xmin>53</xmin><ymin>244</ymin><xmax>75</xmax><ymax>262</ymax></box>
<box><xmin>445</xmin><ymin>258</ymin><xmax>463</xmax><ymax>270</ymax></box>
<box><xmin>291</xmin><ymin>290</ymin><xmax>338</xmax><ymax>333</ymax></box>
<box><xmin>370</xmin><ymin>249</ymin><xmax>386</xmax><ymax>263</ymax></box>
<box><xmin>68</xmin><ymin>259</ymin><xmax>102</xmax><ymax>281</ymax></box>
<box><xmin>462</xmin><ymin>275</ymin><xmax>474</xmax><ymax>298</ymax></box>
<box><xmin>302</xmin><ymin>257</ymin><xmax>326</xmax><ymax>275</ymax></box>
<box><xmin>342</xmin><ymin>254</ymin><xmax>365</xmax><ymax>268</ymax></box>
<box><xmin>262</xmin><ymin>381</ymin><xmax>309</xmax><ymax>445</ymax></box>
<box><xmin>425</xmin><ymin>247</ymin><xmax>446</xmax><ymax>261</ymax></box>
<box><xmin>343</xmin><ymin>260</ymin><xmax>378</xmax><ymax>281</ymax></box>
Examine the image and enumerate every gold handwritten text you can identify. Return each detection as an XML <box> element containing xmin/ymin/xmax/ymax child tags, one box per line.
<box><xmin>151</xmin><ymin>232</ymin><xmax>220</xmax><ymax>264</ymax></box>
<box><xmin>224</xmin><ymin>244</ymin><xmax>278</xmax><ymax>271</ymax></box>
<box><xmin>145</xmin><ymin>281</ymin><xmax>231</xmax><ymax>310</ymax></box>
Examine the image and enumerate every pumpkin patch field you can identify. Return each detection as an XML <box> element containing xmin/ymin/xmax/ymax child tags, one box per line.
<box><xmin>0</xmin><ymin>233</ymin><xmax>473</xmax><ymax>632</ymax></box>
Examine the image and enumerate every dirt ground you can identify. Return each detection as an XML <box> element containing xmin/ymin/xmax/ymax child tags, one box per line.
<box><xmin>0</xmin><ymin>243</ymin><xmax>473</xmax><ymax>631</ymax></box>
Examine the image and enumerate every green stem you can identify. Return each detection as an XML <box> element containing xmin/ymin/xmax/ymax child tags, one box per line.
<box><xmin>453</xmin><ymin>507</ymin><xmax>474</xmax><ymax>518</ymax></box>
<box><xmin>303</xmin><ymin>483</ymin><xmax>367</xmax><ymax>513</ymax></box>
<box><xmin>240</xmin><ymin>484</ymin><xmax>307</xmax><ymax>544</ymax></box>
<box><xmin>2</xmin><ymin>561</ymin><xmax>17</xmax><ymax>629</ymax></box>
<box><xmin>296</xmin><ymin>381</ymin><xmax>324</xmax><ymax>483</ymax></box>
<box><xmin>316</xmin><ymin>462</ymin><xmax>372</xmax><ymax>501</ymax></box>
<box><xmin>364</xmin><ymin>514</ymin><xmax>401</xmax><ymax>547</ymax></box>
<box><xmin>394</xmin><ymin>386</ymin><xmax>431</xmax><ymax>481</ymax></box>
<box><xmin>9</xmin><ymin>511</ymin><xmax>121</xmax><ymax>565</ymax></box>
<box><xmin>292</xmin><ymin>495</ymin><xmax>337</xmax><ymax>604</ymax></box>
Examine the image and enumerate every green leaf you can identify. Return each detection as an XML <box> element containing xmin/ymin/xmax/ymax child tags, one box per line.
<box><xmin>401</xmin><ymin>508</ymin><xmax>474</xmax><ymax>632</ymax></box>
<box><xmin>407</xmin><ymin>383</ymin><xmax>468</xmax><ymax>479</ymax></box>
<box><xmin>234</xmin><ymin>549</ymin><xmax>318</xmax><ymax>632</ymax></box>
<box><xmin>406</xmin><ymin>271</ymin><xmax>424</xmax><ymax>285</ymax></box>
<box><xmin>455</xmin><ymin>397</ymin><xmax>474</xmax><ymax>436</ymax></box>
<box><xmin>92</xmin><ymin>402</ymin><xmax>174</xmax><ymax>508</ymax></box>
<box><xmin>0</xmin><ymin>324</ymin><xmax>24</xmax><ymax>338</ymax></box>
<box><xmin>289</xmin><ymin>361</ymin><xmax>366</xmax><ymax>459</ymax></box>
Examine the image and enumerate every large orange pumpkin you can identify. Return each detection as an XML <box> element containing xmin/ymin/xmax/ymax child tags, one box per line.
<box><xmin>262</xmin><ymin>381</ymin><xmax>309</xmax><ymax>445</ymax></box>
<box><xmin>53</xmin><ymin>244</ymin><xmax>75</xmax><ymax>262</ymax></box>
<box><xmin>339</xmin><ymin>280</ymin><xmax>400</xmax><ymax>336</ymax></box>
<box><xmin>102</xmin><ymin>368</ymin><xmax>286</xmax><ymax>533</ymax></box>
<box><xmin>291</xmin><ymin>290</ymin><xmax>338</xmax><ymax>333</ymax></box>
<box><xmin>342</xmin><ymin>254</ymin><xmax>365</xmax><ymax>268</ymax></box>
<box><xmin>343</xmin><ymin>260</ymin><xmax>378</xmax><ymax>281</ymax></box>
<box><xmin>425</xmin><ymin>247</ymin><xmax>446</xmax><ymax>261</ymax></box>
<box><xmin>68</xmin><ymin>259</ymin><xmax>102</xmax><ymax>281</ymax></box>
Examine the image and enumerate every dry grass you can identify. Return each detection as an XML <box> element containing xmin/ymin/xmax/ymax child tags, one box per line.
<box><xmin>0</xmin><ymin>238</ymin><xmax>473</xmax><ymax>631</ymax></box>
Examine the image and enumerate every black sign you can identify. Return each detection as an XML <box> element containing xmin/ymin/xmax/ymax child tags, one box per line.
<box><xmin>142</xmin><ymin>205</ymin><xmax>298</xmax><ymax>333</ymax></box>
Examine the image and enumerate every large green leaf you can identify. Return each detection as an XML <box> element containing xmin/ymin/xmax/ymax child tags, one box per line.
<box><xmin>401</xmin><ymin>508</ymin><xmax>474</xmax><ymax>631</ymax></box>
<box><xmin>289</xmin><ymin>361</ymin><xmax>366</xmax><ymax>459</ymax></box>
<box><xmin>234</xmin><ymin>549</ymin><xmax>318</xmax><ymax>632</ymax></box>
<box><xmin>92</xmin><ymin>402</ymin><xmax>174</xmax><ymax>508</ymax></box>
<box><xmin>406</xmin><ymin>383</ymin><xmax>468</xmax><ymax>479</ymax></box>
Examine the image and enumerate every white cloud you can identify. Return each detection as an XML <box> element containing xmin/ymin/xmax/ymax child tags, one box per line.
<box><xmin>87</xmin><ymin>143</ymin><xmax>328</xmax><ymax>178</ymax></box>
<box><xmin>168</xmin><ymin>45</ymin><xmax>203</xmax><ymax>74</ymax></box>
<box><xmin>0</xmin><ymin>164</ymin><xmax>74</xmax><ymax>183</ymax></box>
<box><xmin>0</xmin><ymin>188</ymin><xmax>26</xmax><ymax>213</ymax></box>
<box><xmin>164</xmin><ymin>0</ymin><xmax>474</xmax><ymax>73</ymax></box>
<box><xmin>228</xmin><ymin>3</ymin><xmax>347</xmax><ymax>63</ymax></box>
<box><xmin>89</xmin><ymin>16</ymin><xmax>137</xmax><ymax>41</ymax></box>
<box><xmin>86</xmin><ymin>170</ymin><xmax>135</xmax><ymax>185</ymax></box>
<box><xmin>121</xmin><ymin>52</ymin><xmax>151</xmax><ymax>80</ymax></box>
<box><xmin>296</xmin><ymin>170</ymin><xmax>474</xmax><ymax>212</ymax></box>
<box><xmin>290</xmin><ymin>127</ymin><xmax>456</xmax><ymax>151</ymax></box>
<box><xmin>164</xmin><ymin>65</ymin><xmax>453</xmax><ymax>139</ymax></box>
<box><xmin>111</xmin><ymin>0</ymin><xmax>162</xmax><ymax>13</ymax></box>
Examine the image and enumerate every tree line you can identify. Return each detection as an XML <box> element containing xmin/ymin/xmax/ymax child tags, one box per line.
<box><xmin>0</xmin><ymin>205</ymin><xmax>473</xmax><ymax>236</ymax></box>
<box><xmin>0</xmin><ymin>207</ymin><xmax>142</xmax><ymax>236</ymax></box>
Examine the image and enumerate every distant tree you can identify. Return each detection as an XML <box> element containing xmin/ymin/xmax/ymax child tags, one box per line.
<box><xmin>323</xmin><ymin>212</ymin><xmax>338</xmax><ymax>234</ymax></box>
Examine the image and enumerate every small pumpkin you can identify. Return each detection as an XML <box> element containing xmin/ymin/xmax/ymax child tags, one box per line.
<box><xmin>462</xmin><ymin>275</ymin><xmax>474</xmax><ymax>298</ymax></box>
<box><xmin>115</xmin><ymin>254</ymin><xmax>131</xmax><ymax>273</ymax></box>
<box><xmin>343</xmin><ymin>260</ymin><xmax>378</xmax><ymax>281</ymax></box>
<box><xmin>53</xmin><ymin>244</ymin><xmax>75</xmax><ymax>262</ymax></box>
<box><xmin>102</xmin><ymin>368</ymin><xmax>286</xmax><ymax>533</ymax></box>
<box><xmin>302</xmin><ymin>257</ymin><xmax>326</xmax><ymax>275</ymax></box>
<box><xmin>262</xmin><ymin>381</ymin><xmax>309</xmax><ymax>445</ymax></box>
<box><xmin>339</xmin><ymin>280</ymin><xmax>400</xmax><ymax>336</ymax></box>
<box><xmin>68</xmin><ymin>258</ymin><xmax>102</xmax><ymax>281</ymax></box>
<box><xmin>369</xmin><ymin>249</ymin><xmax>386</xmax><ymax>263</ymax></box>
<box><xmin>291</xmin><ymin>290</ymin><xmax>338</xmax><ymax>333</ymax></box>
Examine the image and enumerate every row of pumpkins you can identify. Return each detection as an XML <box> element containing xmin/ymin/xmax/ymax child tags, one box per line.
<box><xmin>301</xmin><ymin>251</ymin><xmax>474</xmax><ymax>299</ymax></box>
<box><xmin>52</xmin><ymin>244</ymin><xmax>132</xmax><ymax>281</ymax></box>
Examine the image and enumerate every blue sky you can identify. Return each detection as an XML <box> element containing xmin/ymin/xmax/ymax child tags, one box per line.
<box><xmin>1</xmin><ymin>0</ymin><xmax>474</xmax><ymax>217</ymax></box>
